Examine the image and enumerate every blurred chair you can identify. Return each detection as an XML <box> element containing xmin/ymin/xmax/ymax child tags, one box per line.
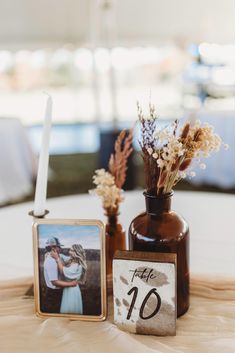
<box><xmin>0</xmin><ymin>118</ymin><xmax>37</xmax><ymax>205</ymax></box>
<box><xmin>187</xmin><ymin>110</ymin><xmax>235</xmax><ymax>189</ymax></box>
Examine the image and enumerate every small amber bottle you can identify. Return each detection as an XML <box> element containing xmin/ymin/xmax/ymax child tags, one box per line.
<box><xmin>106</xmin><ymin>213</ymin><xmax>126</xmax><ymax>276</ymax></box>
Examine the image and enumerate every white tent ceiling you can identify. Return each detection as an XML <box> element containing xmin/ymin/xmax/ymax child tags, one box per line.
<box><xmin>0</xmin><ymin>0</ymin><xmax>234</xmax><ymax>48</ymax></box>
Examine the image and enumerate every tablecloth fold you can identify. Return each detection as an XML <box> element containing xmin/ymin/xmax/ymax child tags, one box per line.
<box><xmin>0</xmin><ymin>276</ymin><xmax>235</xmax><ymax>353</ymax></box>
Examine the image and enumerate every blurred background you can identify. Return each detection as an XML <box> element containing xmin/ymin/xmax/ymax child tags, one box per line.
<box><xmin>1</xmin><ymin>0</ymin><xmax>235</xmax><ymax>206</ymax></box>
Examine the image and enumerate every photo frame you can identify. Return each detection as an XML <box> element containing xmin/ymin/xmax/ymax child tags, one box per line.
<box><xmin>33</xmin><ymin>218</ymin><xmax>107</xmax><ymax>321</ymax></box>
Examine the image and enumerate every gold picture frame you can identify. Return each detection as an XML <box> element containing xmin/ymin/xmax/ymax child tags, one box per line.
<box><xmin>33</xmin><ymin>218</ymin><xmax>107</xmax><ymax>321</ymax></box>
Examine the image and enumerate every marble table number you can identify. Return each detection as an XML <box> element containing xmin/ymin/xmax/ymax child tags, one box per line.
<box><xmin>113</xmin><ymin>251</ymin><xmax>177</xmax><ymax>336</ymax></box>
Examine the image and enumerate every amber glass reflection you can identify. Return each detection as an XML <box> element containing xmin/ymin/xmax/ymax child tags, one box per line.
<box><xmin>128</xmin><ymin>192</ymin><xmax>189</xmax><ymax>317</ymax></box>
<box><xmin>106</xmin><ymin>213</ymin><xmax>126</xmax><ymax>276</ymax></box>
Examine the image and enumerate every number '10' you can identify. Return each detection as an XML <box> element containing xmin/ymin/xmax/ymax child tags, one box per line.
<box><xmin>126</xmin><ymin>286</ymin><xmax>161</xmax><ymax>320</ymax></box>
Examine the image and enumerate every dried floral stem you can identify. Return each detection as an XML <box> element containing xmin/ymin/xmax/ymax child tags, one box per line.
<box><xmin>108</xmin><ymin>129</ymin><xmax>133</xmax><ymax>189</ymax></box>
<box><xmin>90</xmin><ymin>129</ymin><xmax>133</xmax><ymax>214</ymax></box>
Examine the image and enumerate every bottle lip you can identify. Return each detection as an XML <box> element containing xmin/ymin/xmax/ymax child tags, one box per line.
<box><xmin>143</xmin><ymin>190</ymin><xmax>174</xmax><ymax>199</ymax></box>
<box><xmin>104</xmin><ymin>212</ymin><xmax>120</xmax><ymax>217</ymax></box>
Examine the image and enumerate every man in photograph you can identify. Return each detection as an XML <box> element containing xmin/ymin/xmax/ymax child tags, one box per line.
<box><xmin>42</xmin><ymin>237</ymin><xmax>77</xmax><ymax>313</ymax></box>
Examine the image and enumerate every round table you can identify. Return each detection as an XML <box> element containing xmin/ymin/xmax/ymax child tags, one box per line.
<box><xmin>0</xmin><ymin>190</ymin><xmax>234</xmax><ymax>280</ymax></box>
<box><xmin>1</xmin><ymin>190</ymin><xmax>235</xmax><ymax>353</ymax></box>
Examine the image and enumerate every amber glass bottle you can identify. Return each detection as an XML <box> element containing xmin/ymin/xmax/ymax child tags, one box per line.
<box><xmin>129</xmin><ymin>191</ymin><xmax>189</xmax><ymax>317</ymax></box>
<box><xmin>106</xmin><ymin>213</ymin><xmax>126</xmax><ymax>277</ymax></box>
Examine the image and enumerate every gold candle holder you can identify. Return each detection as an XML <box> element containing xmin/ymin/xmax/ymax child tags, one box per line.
<box><xmin>28</xmin><ymin>210</ymin><xmax>50</xmax><ymax>218</ymax></box>
<box><xmin>26</xmin><ymin>209</ymin><xmax>50</xmax><ymax>297</ymax></box>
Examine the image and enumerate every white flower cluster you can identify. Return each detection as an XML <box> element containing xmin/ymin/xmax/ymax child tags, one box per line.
<box><xmin>89</xmin><ymin>169</ymin><xmax>123</xmax><ymax>210</ymax></box>
<box><xmin>147</xmin><ymin>127</ymin><xmax>186</xmax><ymax>171</ymax></box>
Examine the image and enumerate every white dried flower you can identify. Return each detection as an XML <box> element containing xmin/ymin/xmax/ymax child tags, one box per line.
<box><xmin>152</xmin><ymin>152</ymin><xmax>158</xmax><ymax>159</ymax></box>
<box><xmin>158</xmin><ymin>137</ymin><xmax>185</xmax><ymax>166</ymax></box>
<box><xmin>180</xmin><ymin>171</ymin><xmax>186</xmax><ymax>179</ymax></box>
<box><xmin>157</xmin><ymin>158</ymin><xmax>165</xmax><ymax>168</ymax></box>
<box><xmin>156</xmin><ymin>129</ymin><xmax>171</xmax><ymax>141</ymax></box>
<box><xmin>92</xmin><ymin>169</ymin><xmax>114</xmax><ymax>186</ymax></box>
<box><xmin>190</xmin><ymin>171</ymin><xmax>196</xmax><ymax>177</ymax></box>
<box><xmin>147</xmin><ymin>147</ymin><xmax>153</xmax><ymax>155</ymax></box>
<box><xmin>200</xmin><ymin>163</ymin><xmax>206</xmax><ymax>170</ymax></box>
<box><xmin>90</xmin><ymin>169</ymin><xmax>123</xmax><ymax>210</ymax></box>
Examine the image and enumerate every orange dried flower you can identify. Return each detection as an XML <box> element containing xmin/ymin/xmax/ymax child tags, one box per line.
<box><xmin>108</xmin><ymin>129</ymin><xmax>133</xmax><ymax>189</ymax></box>
<box><xmin>181</xmin><ymin>123</ymin><xmax>190</xmax><ymax>139</ymax></box>
<box><xmin>179</xmin><ymin>158</ymin><xmax>192</xmax><ymax>171</ymax></box>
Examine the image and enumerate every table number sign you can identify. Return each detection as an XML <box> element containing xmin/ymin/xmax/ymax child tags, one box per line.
<box><xmin>113</xmin><ymin>251</ymin><xmax>176</xmax><ymax>336</ymax></box>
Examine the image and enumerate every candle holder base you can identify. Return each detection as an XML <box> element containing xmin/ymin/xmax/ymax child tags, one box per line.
<box><xmin>26</xmin><ymin>209</ymin><xmax>50</xmax><ymax>298</ymax></box>
<box><xmin>28</xmin><ymin>210</ymin><xmax>49</xmax><ymax>218</ymax></box>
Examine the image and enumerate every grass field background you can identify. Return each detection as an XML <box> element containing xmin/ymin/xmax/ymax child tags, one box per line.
<box><xmin>39</xmin><ymin>248</ymin><xmax>102</xmax><ymax>316</ymax></box>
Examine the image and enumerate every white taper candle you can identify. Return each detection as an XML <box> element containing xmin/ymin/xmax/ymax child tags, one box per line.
<box><xmin>33</xmin><ymin>95</ymin><xmax>52</xmax><ymax>216</ymax></box>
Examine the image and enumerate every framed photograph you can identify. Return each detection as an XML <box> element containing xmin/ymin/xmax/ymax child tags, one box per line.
<box><xmin>33</xmin><ymin>218</ymin><xmax>106</xmax><ymax>321</ymax></box>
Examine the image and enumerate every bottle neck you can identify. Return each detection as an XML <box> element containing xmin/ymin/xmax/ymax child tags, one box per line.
<box><xmin>144</xmin><ymin>191</ymin><xmax>173</xmax><ymax>215</ymax></box>
<box><xmin>105</xmin><ymin>209</ymin><xmax>119</xmax><ymax>227</ymax></box>
<box><xmin>107</xmin><ymin>214</ymin><xmax>118</xmax><ymax>226</ymax></box>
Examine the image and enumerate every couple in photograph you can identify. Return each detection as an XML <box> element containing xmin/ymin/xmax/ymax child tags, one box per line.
<box><xmin>43</xmin><ymin>237</ymin><xmax>87</xmax><ymax>314</ymax></box>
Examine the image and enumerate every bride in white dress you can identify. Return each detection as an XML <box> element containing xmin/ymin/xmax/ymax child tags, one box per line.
<box><xmin>52</xmin><ymin>244</ymin><xmax>87</xmax><ymax>314</ymax></box>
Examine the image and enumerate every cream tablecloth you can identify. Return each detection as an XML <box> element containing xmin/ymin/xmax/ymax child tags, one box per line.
<box><xmin>0</xmin><ymin>191</ymin><xmax>235</xmax><ymax>352</ymax></box>
<box><xmin>0</xmin><ymin>276</ymin><xmax>235</xmax><ymax>353</ymax></box>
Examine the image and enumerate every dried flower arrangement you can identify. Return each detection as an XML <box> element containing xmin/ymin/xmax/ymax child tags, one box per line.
<box><xmin>90</xmin><ymin>129</ymin><xmax>133</xmax><ymax>214</ymax></box>
<box><xmin>138</xmin><ymin>103</ymin><xmax>228</xmax><ymax>195</ymax></box>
